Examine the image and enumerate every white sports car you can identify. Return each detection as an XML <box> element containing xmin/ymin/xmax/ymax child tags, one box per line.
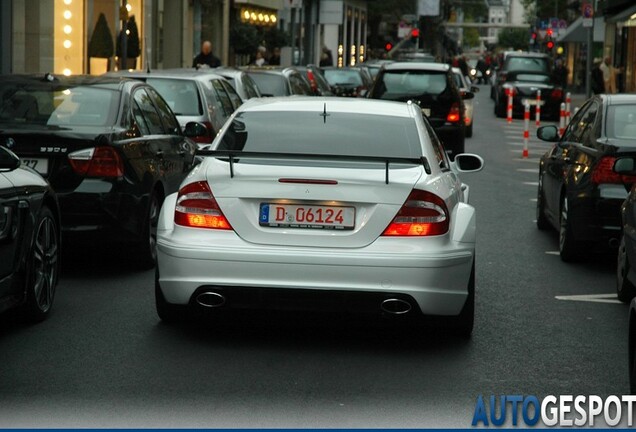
<box><xmin>156</xmin><ymin>97</ymin><xmax>483</xmax><ymax>336</ymax></box>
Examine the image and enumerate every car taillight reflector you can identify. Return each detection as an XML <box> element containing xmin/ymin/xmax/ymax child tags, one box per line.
<box><xmin>174</xmin><ymin>181</ymin><xmax>232</xmax><ymax>230</ymax></box>
<box><xmin>382</xmin><ymin>189</ymin><xmax>449</xmax><ymax>236</ymax></box>
<box><xmin>307</xmin><ymin>71</ymin><xmax>318</xmax><ymax>92</ymax></box>
<box><xmin>447</xmin><ymin>103</ymin><xmax>461</xmax><ymax>123</ymax></box>
<box><xmin>551</xmin><ymin>88</ymin><xmax>564</xmax><ymax>100</ymax></box>
<box><xmin>592</xmin><ymin>156</ymin><xmax>636</xmax><ymax>185</ymax></box>
<box><xmin>68</xmin><ymin>146</ymin><xmax>124</xmax><ymax>178</ymax></box>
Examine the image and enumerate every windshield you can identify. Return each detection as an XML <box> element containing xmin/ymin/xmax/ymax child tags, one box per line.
<box><xmin>145</xmin><ymin>78</ymin><xmax>202</xmax><ymax>116</ymax></box>
<box><xmin>513</xmin><ymin>74</ymin><xmax>552</xmax><ymax>83</ymax></box>
<box><xmin>505</xmin><ymin>57</ymin><xmax>549</xmax><ymax>73</ymax></box>
<box><xmin>217</xmin><ymin>111</ymin><xmax>423</xmax><ymax>159</ymax></box>
<box><xmin>373</xmin><ymin>70</ymin><xmax>449</xmax><ymax>99</ymax></box>
<box><xmin>607</xmin><ymin>105</ymin><xmax>636</xmax><ymax>140</ymax></box>
<box><xmin>322</xmin><ymin>69</ymin><xmax>363</xmax><ymax>87</ymax></box>
<box><xmin>247</xmin><ymin>73</ymin><xmax>288</xmax><ymax>97</ymax></box>
<box><xmin>0</xmin><ymin>84</ymin><xmax>119</xmax><ymax>127</ymax></box>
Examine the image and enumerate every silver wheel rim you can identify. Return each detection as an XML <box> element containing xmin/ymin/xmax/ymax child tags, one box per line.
<box><xmin>32</xmin><ymin>216</ymin><xmax>58</xmax><ymax>312</ymax></box>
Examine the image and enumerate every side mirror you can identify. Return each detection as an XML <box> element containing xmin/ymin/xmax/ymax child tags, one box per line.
<box><xmin>184</xmin><ymin>122</ymin><xmax>209</xmax><ymax>138</ymax></box>
<box><xmin>0</xmin><ymin>146</ymin><xmax>21</xmax><ymax>172</ymax></box>
<box><xmin>470</xmin><ymin>86</ymin><xmax>480</xmax><ymax>93</ymax></box>
<box><xmin>453</xmin><ymin>153</ymin><xmax>484</xmax><ymax>173</ymax></box>
<box><xmin>537</xmin><ymin>125</ymin><xmax>560</xmax><ymax>142</ymax></box>
<box><xmin>614</xmin><ymin>157</ymin><xmax>636</xmax><ymax>175</ymax></box>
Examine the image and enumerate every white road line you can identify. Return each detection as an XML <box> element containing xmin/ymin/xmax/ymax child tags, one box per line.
<box><xmin>545</xmin><ymin>251</ymin><xmax>560</xmax><ymax>255</ymax></box>
<box><xmin>530</xmin><ymin>198</ymin><xmax>538</xmax><ymax>202</ymax></box>
<box><xmin>555</xmin><ymin>293</ymin><xmax>623</xmax><ymax>304</ymax></box>
<box><xmin>517</xmin><ymin>168</ymin><xmax>538</xmax><ymax>173</ymax></box>
<box><xmin>523</xmin><ymin>181</ymin><xmax>539</xmax><ymax>186</ymax></box>
<box><xmin>513</xmin><ymin>158</ymin><xmax>541</xmax><ymax>163</ymax></box>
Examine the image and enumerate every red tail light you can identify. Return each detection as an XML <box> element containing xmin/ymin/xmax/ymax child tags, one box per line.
<box><xmin>306</xmin><ymin>71</ymin><xmax>318</xmax><ymax>93</ymax></box>
<box><xmin>174</xmin><ymin>181</ymin><xmax>232</xmax><ymax>230</ymax></box>
<box><xmin>190</xmin><ymin>121</ymin><xmax>214</xmax><ymax>144</ymax></box>
<box><xmin>68</xmin><ymin>146</ymin><xmax>124</xmax><ymax>178</ymax></box>
<box><xmin>447</xmin><ymin>103</ymin><xmax>461</xmax><ymax>123</ymax></box>
<box><xmin>551</xmin><ymin>88</ymin><xmax>564</xmax><ymax>100</ymax></box>
<box><xmin>592</xmin><ymin>156</ymin><xmax>636</xmax><ymax>185</ymax></box>
<box><xmin>382</xmin><ymin>189</ymin><xmax>449</xmax><ymax>236</ymax></box>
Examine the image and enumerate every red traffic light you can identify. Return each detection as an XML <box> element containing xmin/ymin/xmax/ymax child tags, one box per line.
<box><xmin>546</xmin><ymin>41</ymin><xmax>554</xmax><ymax>50</ymax></box>
<box><xmin>531</xmin><ymin>32</ymin><xmax>537</xmax><ymax>40</ymax></box>
<box><xmin>546</xmin><ymin>28</ymin><xmax>553</xmax><ymax>36</ymax></box>
<box><xmin>411</xmin><ymin>28</ymin><xmax>420</xmax><ymax>38</ymax></box>
<box><xmin>385</xmin><ymin>42</ymin><xmax>393</xmax><ymax>51</ymax></box>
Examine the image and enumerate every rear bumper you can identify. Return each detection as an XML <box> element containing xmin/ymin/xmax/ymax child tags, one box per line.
<box><xmin>569</xmin><ymin>185</ymin><xmax>626</xmax><ymax>244</ymax></box>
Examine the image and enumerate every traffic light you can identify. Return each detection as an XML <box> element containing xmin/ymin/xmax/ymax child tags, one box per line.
<box><xmin>411</xmin><ymin>28</ymin><xmax>420</xmax><ymax>39</ymax></box>
<box><xmin>385</xmin><ymin>42</ymin><xmax>393</xmax><ymax>52</ymax></box>
<box><xmin>546</xmin><ymin>38</ymin><xmax>554</xmax><ymax>51</ymax></box>
<box><xmin>546</xmin><ymin>28</ymin><xmax>553</xmax><ymax>37</ymax></box>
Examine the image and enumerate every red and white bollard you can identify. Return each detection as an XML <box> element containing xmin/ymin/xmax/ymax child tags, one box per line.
<box><xmin>506</xmin><ymin>89</ymin><xmax>513</xmax><ymax>124</ymax></box>
<box><xmin>523</xmin><ymin>102</ymin><xmax>530</xmax><ymax>158</ymax></box>
<box><xmin>559</xmin><ymin>102</ymin><xmax>566</xmax><ymax>136</ymax></box>
<box><xmin>565</xmin><ymin>92</ymin><xmax>571</xmax><ymax>125</ymax></box>
<box><xmin>535</xmin><ymin>90</ymin><xmax>541</xmax><ymax>126</ymax></box>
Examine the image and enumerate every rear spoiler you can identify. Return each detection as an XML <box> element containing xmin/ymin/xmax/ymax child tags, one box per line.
<box><xmin>196</xmin><ymin>150</ymin><xmax>431</xmax><ymax>184</ymax></box>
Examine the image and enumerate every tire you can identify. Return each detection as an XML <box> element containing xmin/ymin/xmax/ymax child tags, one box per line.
<box><xmin>494</xmin><ymin>100</ymin><xmax>506</xmax><ymax>118</ymax></box>
<box><xmin>155</xmin><ymin>268</ymin><xmax>186</xmax><ymax>323</ymax></box>
<box><xmin>617</xmin><ymin>235</ymin><xmax>636</xmax><ymax>303</ymax></box>
<box><xmin>465</xmin><ymin>123</ymin><xmax>473</xmax><ymax>138</ymax></box>
<box><xmin>559</xmin><ymin>195</ymin><xmax>581</xmax><ymax>262</ymax></box>
<box><xmin>536</xmin><ymin>172</ymin><xmax>551</xmax><ymax>230</ymax></box>
<box><xmin>20</xmin><ymin>206</ymin><xmax>60</xmax><ymax>322</ymax></box>
<box><xmin>136</xmin><ymin>190</ymin><xmax>162</xmax><ymax>269</ymax></box>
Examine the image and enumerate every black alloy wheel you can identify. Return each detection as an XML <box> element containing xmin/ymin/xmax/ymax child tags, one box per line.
<box><xmin>559</xmin><ymin>195</ymin><xmax>580</xmax><ymax>262</ymax></box>
<box><xmin>137</xmin><ymin>190</ymin><xmax>162</xmax><ymax>269</ymax></box>
<box><xmin>617</xmin><ymin>235</ymin><xmax>636</xmax><ymax>303</ymax></box>
<box><xmin>536</xmin><ymin>172</ymin><xmax>551</xmax><ymax>230</ymax></box>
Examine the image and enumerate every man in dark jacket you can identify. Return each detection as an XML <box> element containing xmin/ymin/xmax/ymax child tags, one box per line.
<box><xmin>193</xmin><ymin>41</ymin><xmax>221</xmax><ymax>69</ymax></box>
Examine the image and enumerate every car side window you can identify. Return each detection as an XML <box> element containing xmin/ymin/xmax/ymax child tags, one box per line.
<box><xmin>289</xmin><ymin>73</ymin><xmax>309</xmax><ymax>95</ymax></box>
<box><xmin>221</xmin><ymin>80</ymin><xmax>243</xmax><ymax>111</ymax></box>
<box><xmin>131</xmin><ymin>100</ymin><xmax>150</xmax><ymax>136</ymax></box>
<box><xmin>422</xmin><ymin>113</ymin><xmax>450</xmax><ymax>170</ymax></box>
<box><xmin>133</xmin><ymin>89</ymin><xmax>165</xmax><ymax>135</ymax></box>
<box><xmin>243</xmin><ymin>75</ymin><xmax>260</xmax><ymax>99</ymax></box>
<box><xmin>146</xmin><ymin>87</ymin><xmax>181</xmax><ymax>135</ymax></box>
<box><xmin>561</xmin><ymin>101</ymin><xmax>591</xmax><ymax>143</ymax></box>
<box><xmin>211</xmin><ymin>79</ymin><xmax>235</xmax><ymax>117</ymax></box>
<box><xmin>579</xmin><ymin>102</ymin><xmax>599</xmax><ymax>148</ymax></box>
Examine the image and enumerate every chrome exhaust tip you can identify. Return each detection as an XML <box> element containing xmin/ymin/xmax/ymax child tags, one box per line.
<box><xmin>380</xmin><ymin>298</ymin><xmax>412</xmax><ymax>315</ymax></box>
<box><xmin>196</xmin><ymin>292</ymin><xmax>226</xmax><ymax>308</ymax></box>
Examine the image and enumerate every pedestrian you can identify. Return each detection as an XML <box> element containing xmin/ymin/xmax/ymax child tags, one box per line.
<box><xmin>591</xmin><ymin>59</ymin><xmax>604</xmax><ymax>94</ymax></box>
<box><xmin>458</xmin><ymin>56</ymin><xmax>469</xmax><ymax>78</ymax></box>
<box><xmin>269</xmin><ymin>47</ymin><xmax>281</xmax><ymax>66</ymax></box>
<box><xmin>252</xmin><ymin>50</ymin><xmax>268</xmax><ymax>66</ymax></box>
<box><xmin>319</xmin><ymin>46</ymin><xmax>333</xmax><ymax>67</ymax></box>
<box><xmin>600</xmin><ymin>56</ymin><xmax>618</xmax><ymax>94</ymax></box>
<box><xmin>476</xmin><ymin>57</ymin><xmax>488</xmax><ymax>84</ymax></box>
<box><xmin>552</xmin><ymin>59</ymin><xmax>568</xmax><ymax>88</ymax></box>
<box><xmin>192</xmin><ymin>40</ymin><xmax>221</xmax><ymax>69</ymax></box>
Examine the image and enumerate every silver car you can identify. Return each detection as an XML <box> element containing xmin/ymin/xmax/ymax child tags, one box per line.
<box><xmin>452</xmin><ymin>67</ymin><xmax>479</xmax><ymax>138</ymax></box>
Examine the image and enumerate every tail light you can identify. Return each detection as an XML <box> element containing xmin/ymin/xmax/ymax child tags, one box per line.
<box><xmin>190</xmin><ymin>121</ymin><xmax>214</xmax><ymax>144</ymax></box>
<box><xmin>68</xmin><ymin>146</ymin><xmax>124</xmax><ymax>178</ymax></box>
<box><xmin>551</xmin><ymin>88</ymin><xmax>564</xmax><ymax>100</ymax></box>
<box><xmin>382</xmin><ymin>189</ymin><xmax>449</xmax><ymax>236</ymax></box>
<box><xmin>446</xmin><ymin>102</ymin><xmax>461</xmax><ymax>123</ymax></box>
<box><xmin>174</xmin><ymin>181</ymin><xmax>232</xmax><ymax>230</ymax></box>
<box><xmin>306</xmin><ymin>70</ymin><xmax>318</xmax><ymax>94</ymax></box>
<box><xmin>592</xmin><ymin>156</ymin><xmax>636</xmax><ymax>185</ymax></box>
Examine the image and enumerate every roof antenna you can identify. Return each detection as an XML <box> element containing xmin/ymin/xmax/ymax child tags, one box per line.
<box><xmin>320</xmin><ymin>102</ymin><xmax>330</xmax><ymax>124</ymax></box>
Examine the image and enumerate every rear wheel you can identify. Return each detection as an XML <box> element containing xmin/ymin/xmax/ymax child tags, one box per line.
<box><xmin>536</xmin><ymin>172</ymin><xmax>551</xmax><ymax>230</ymax></box>
<box><xmin>559</xmin><ymin>195</ymin><xmax>581</xmax><ymax>262</ymax></box>
<box><xmin>136</xmin><ymin>190</ymin><xmax>162</xmax><ymax>269</ymax></box>
<box><xmin>21</xmin><ymin>206</ymin><xmax>59</xmax><ymax>322</ymax></box>
<box><xmin>617</xmin><ymin>235</ymin><xmax>636</xmax><ymax>303</ymax></box>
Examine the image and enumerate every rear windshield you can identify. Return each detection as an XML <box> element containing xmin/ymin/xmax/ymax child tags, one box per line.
<box><xmin>374</xmin><ymin>70</ymin><xmax>449</xmax><ymax>99</ymax></box>
<box><xmin>248</xmin><ymin>73</ymin><xmax>288</xmax><ymax>97</ymax></box>
<box><xmin>0</xmin><ymin>84</ymin><xmax>119</xmax><ymax>127</ymax></box>
<box><xmin>145</xmin><ymin>78</ymin><xmax>202</xmax><ymax>116</ymax></box>
<box><xmin>216</xmin><ymin>111</ymin><xmax>423</xmax><ymax>158</ymax></box>
<box><xmin>514</xmin><ymin>74</ymin><xmax>551</xmax><ymax>83</ymax></box>
<box><xmin>607</xmin><ymin>105</ymin><xmax>636</xmax><ymax>140</ymax></box>
<box><xmin>322</xmin><ymin>69</ymin><xmax>363</xmax><ymax>86</ymax></box>
<box><xmin>504</xmin><ymin>56</ymin><xmax>549</xmax><ymax>73</ymax></box>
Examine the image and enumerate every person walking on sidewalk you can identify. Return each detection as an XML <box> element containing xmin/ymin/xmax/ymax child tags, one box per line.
<box><xmin>600</xmin><ymin>56</ymin><xmax>618</xmax><ymax>94</ymax></box>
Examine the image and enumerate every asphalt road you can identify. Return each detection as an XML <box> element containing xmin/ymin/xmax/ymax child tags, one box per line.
<box><xmin>0</xmin><ymin>87</ymin><xmax>629</xmax><ymax>428</ymax></box>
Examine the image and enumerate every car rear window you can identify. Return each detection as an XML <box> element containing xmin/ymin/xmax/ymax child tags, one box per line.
<box><xmin>216</xmin><ymin>111</ymin><xmax>423</xmax><ymax>158</ymax></box>
<box><xmin>513</xmin><ymin>74</ymin><xmax>551</xmax><ymax>83</ymax></box>
<box><xmin>145</xmin><ymin>78</ymin><xmax>202</xmax><ymax>116</ymax></box>
<box><xmin>322</xmin><ymin>69</ymin><xmax>363</xmax><ymax>86</ymax></box>
<box><xmin>374</xmin><ymin>70</ymin><xmax>449</xmax><ymax>98</ymax></box>
<box><xmin>0</xmin><ymin>84</ymin><xmax>119</xmax><ymax>127</ymax></box>
<box><xmin>247</xmin><ymin>73</ymin><xmax>288</xmax><ymax>97</ymax></box>
<box><xmin>504</xmin><ymin>57</ymin><xmax>549</xmax><ymax>73</ymax></box>
<box><xmin>607</xmin><ymin>105</ymin><xmax>636</xmax><ymax>140</ymax></box>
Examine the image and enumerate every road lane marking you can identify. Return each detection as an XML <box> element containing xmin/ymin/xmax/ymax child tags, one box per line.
<box><xmin>517</xmin><ymin>168</ymin><xmax>539</xmax><ymax>173</ymax></box>
<box><xmin>530</xmin><ymin>198</ymin><xmax>538</xmax><ymax>202</ymax></box>
<box><xmin>523</xmin><ymin>181</ymin><xmax>539</xmax><ymax>186</ymax></box>
<box><xmin>555</xmin><ymin>293</ymin><xmax>622</xmax><ymax>304</ymax></box>
<box><xmin>545</xmin><ymin>251</ymin><xmax>559</xmax><ymax>255</ymax></box>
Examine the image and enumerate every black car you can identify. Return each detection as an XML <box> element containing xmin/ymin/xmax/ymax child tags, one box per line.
<box><xmin>0</xmin><ymin>146</ymin><xmax>60</xmax><ymax>321</ymax></box>
<box><xmin>368</xmin><ymin>62</ymin><xmax>473</xmax><ymax>158</ymax></box>
<box><xmin>0</xmin><ymin>74</ymin><xmax>198</xmax><ymax>267</ymax></box>
<box><xmin>492</xmin><ymin>52</ymin><xmax>563</xmax><ymax>120</ymax></box>
<box><xmin>213</xmin><ymin>67</ymin><xmax>262</xmax><ymax>100</ymax></box>
<box><xmin>630</xmin><ymin>299</ymin><xmax>636</xmax><ymax>392</ymax></box>
<box><xmin>243</xmin><ymin>67</ymin><xmax>313</xmax><ymax>97</ymax></box>
<box><xmin>320</xmin><ymin>66</ymin><xmax>374</xmax><ymax>97</ymax></box>
<box><xmin>536</xmin><ymin>95</ymin><xmax>636</xmax><ymax>263</ymax></box>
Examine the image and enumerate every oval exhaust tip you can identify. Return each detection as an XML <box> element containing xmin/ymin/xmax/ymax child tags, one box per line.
<box><xmin>381</xmin><ymin>298</ymin><xmax>412</xmax><ymax>315</ymax></box>
<box><xmin>196</xmin><ymin>292</ymin><xmax>226</xmax><ymax>308</ymax></box>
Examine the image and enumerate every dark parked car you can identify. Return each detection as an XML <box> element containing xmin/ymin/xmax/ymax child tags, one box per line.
<box><xmin>0</xmin><ymin>74</ymin><xmax>198</xmax><ymax>267</ymax></box>
<box><xmin>536</xmin><ymin>95</ymin><xmax>636</xmax><ymax>263</ymax></box>
<box><xmin>320</xmin><ymin>66</ymin><xmax>373</xmax><ymax>97</ymax></box>
<box><xmin>295</xmin><ymin>65</ymin><xmax>334</xmax><ymax>96</ymax></box>
<box><xmin>108</xmin><ymin>69</ymin><xmax>243</xmax><ymax>145</ymax></box>
<box><xmin>214</xmin><ymin>67</ymin><xmax>262</xmax><ymax>100</ymax></box>
<box><xmin>243</xmin><ymin>67</ymin><xmax>313</xmax><ymax>97</ymax></box>
<box><xmin>629</xmin><ymin>299</ymin><xmax>636</xmax><ymax>392</ymax></box>
<box><xmin>492</xmin><ymin>52</ymin><xmax>563</xmax><ymax>120</ymax></box>
<box><xmin>368</xmin><ymin>62</ymin><xmax>473</xmax><ymax>158</ymax></box>
<box><xmin>0</xmin><ymin>146</ymin><xmax>60</xmax><ymax>321</ymax></box>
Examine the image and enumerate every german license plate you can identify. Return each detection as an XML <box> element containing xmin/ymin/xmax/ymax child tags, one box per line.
<box><xmin>522</xmin><ymin>98</ymin><xmax>545</xmax><ymax>107</ymax></box>
<box><xmin>259</xmin><ymin>203</ymin><xmax>355</xmax><ymax>230</ymax></box>
<box><xmin>21</xmin><ymin>158</ymin><xmax>48</xmax><ymax>175</ymax></box>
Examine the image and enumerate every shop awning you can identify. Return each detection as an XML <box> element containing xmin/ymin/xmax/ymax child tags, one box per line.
<box><xmin>556</xmin><ymin>17</ymin><xmax>605</xmax><ymax>43</ymax></box>
<box><xmin>606</xmin><ymin>3</ymin><xmax>636</xmax><ymax>23</ymax></box>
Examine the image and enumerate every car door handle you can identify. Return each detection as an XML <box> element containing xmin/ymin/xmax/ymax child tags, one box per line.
<box><xmin>156</xmin><ymin>150</ymin><xmax>164</xmax><ymax>159</ymax></box>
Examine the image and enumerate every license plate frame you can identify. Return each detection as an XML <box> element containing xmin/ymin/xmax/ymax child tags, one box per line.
<box><xmin>259</xmin><ymin>203</ymin><xmax>355</xmax><ymax>230</ymax></box>
<box><xmin>21</xmin><ymin>158</ymin><xmax>48</xmax><ymax>175</ymax></box>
